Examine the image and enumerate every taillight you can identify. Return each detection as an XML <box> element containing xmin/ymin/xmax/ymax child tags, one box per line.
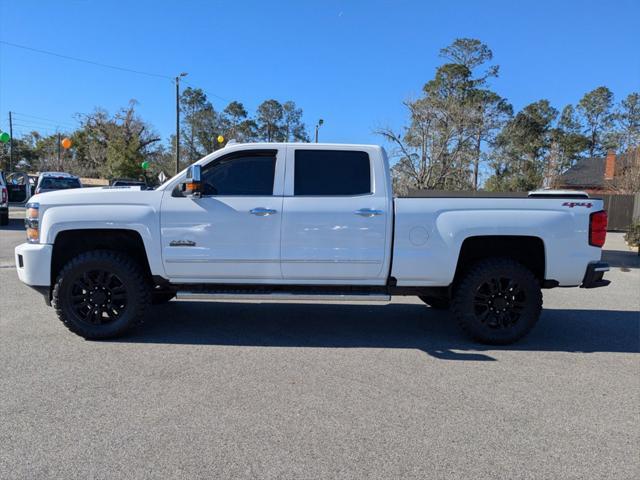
<box><xmin>589</xmin><ymin>210</ymin><xmax>607</xmax><ymax>247</ymax></box>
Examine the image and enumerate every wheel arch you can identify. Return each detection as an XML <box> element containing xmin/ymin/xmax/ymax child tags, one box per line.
<box><xmin>50</xmin><ymin>229</ymin><xmax>154</xmax><ymax>287</ymax></box>
<box><xmin>453</xmin><ymin>235</ymin><xmax>546</xmax><ymax>284</ymax></box>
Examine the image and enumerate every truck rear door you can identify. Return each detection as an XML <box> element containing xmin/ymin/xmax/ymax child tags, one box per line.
<box><xmin>280</xmin><ymin>146</ymin><xmax>391</xmax><ymax>283</ymax></box>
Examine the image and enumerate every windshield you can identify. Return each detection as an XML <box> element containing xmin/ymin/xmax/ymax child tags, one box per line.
<box><xmin>39</xmin><ymin>177</ymin><xmax>81</xmax><ymax>190</ymax></box>
<box><xmin>113</xmin><ymin>181</ymin><xmax>145</xmax><ymax>187</ymax></box>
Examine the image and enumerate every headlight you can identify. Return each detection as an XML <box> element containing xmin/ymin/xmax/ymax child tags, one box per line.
<box><xmin>25</xmin><ymin>202</ymin><xmax>40</xmax><ymax>243</ymax></box>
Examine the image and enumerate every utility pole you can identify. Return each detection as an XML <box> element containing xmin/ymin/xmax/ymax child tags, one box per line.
<box><xmin>8</xmin><ymin>111</ymin><xmax>14</xmax><ymax>171</ymax></box>
<box><xmin>314</xmin><ymin>119</ymin><xmax>324</xmax><ymax>143</ymax></box>
<box><xmin>57</xmin><ymin>133</ymin><xmax>61</xmax><ymax>168</ymax></box>
<box><xmin>175</xmin><ymin>72</ymin><xmax>188</xmax><ymax>174</ymax></box>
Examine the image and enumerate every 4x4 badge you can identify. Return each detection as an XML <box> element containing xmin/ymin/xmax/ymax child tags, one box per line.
<box><xmin>562</xmin><ymin>201</ymin><xmax>593</xmax><ymax>208</ymax></box>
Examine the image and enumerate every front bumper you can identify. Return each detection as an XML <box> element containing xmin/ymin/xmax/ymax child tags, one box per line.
<box><xmin>15</xmin><ymin>242</ymin><xmax>52</xmax><ymax>287</ymax></box>
<box><xmin>580</xmin><ymin>261</ymin><xmax>610</xmax><ymax>288</ymax></box>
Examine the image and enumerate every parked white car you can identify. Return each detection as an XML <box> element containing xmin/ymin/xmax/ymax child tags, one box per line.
<box><xmin>35</xmin><ymin>172</ymin><xmax>82</xmax><ymax>195</ymax></box>
<box><xmin>14</xmin><ymin>143</ymin><xmax>610</xmax><ymax>343</ymax></box>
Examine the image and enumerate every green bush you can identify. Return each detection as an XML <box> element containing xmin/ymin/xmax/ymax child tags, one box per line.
<box><xmin>624</xmin><ymin>222</ymin><xmax>640</xmax><ymax>246</ymax></box>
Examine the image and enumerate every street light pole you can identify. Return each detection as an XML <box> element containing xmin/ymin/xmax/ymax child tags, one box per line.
<box><xmin>57</xmin><ymin>133</ymin><xmax>61</xmax><ymax>167</ymax></box>
<box><xmin>314</xmin><ymin>118</ymin><xmax>324</xmax><ymax>143</ymax></box>
<box><xmin>175</xmin><ymin>72</ymin><xmax>188</xmax><ymax>174</ymax></box>
<box><xmin>8</xmin><ymin>111</ymin><xmax>14</xmax><ymax>171</ymax></box>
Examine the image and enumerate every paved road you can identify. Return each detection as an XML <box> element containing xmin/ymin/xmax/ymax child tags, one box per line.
<box><xmin>1</xmin><ymin>213</ymin><xmax>638</xmax><ymax>479</ymax></box>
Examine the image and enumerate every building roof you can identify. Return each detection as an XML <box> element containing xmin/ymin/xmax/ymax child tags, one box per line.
<box><xmin>557</xmin><ymin>157</ymin><xmax>605</xmax><ymax>188</ymax></box>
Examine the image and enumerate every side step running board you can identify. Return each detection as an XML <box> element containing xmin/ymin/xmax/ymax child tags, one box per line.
<box><xmin>176</xmin><ymin>291</ymin><xmax>391</xmax><ymax>302</ymax></box>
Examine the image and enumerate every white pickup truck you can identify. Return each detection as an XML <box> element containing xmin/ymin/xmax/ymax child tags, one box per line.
<box><xmin>15</xmin><ymin>142</ymin><xmax>610</xmax><ymax>344</ymax></box>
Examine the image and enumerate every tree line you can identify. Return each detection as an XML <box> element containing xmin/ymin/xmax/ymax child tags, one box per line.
<box><xmin>0</xmin><ymin>95</ymin><xmax>309</xmax><ymax>183</ymax></box>
<box><xmin>379</xmin><ymin>38</ymin><xmax>639</xmax><ymax>194</ymax></box>
<box><xmin>1</xmin><ymin>37</ymin><xmax>638</xmax><ymax>192</ymax></box>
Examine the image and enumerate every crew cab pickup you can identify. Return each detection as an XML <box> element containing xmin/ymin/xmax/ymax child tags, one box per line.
<box><xmin>14</xmin><ymin>143</ymin><xmax>610</xmax><ymax>344</ymax></box>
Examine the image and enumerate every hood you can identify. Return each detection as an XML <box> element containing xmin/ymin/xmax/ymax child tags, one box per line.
<box><xmin>30</xmin><ymin>186</ymin><xmax>159</xmax><ymax>207</ymax></box>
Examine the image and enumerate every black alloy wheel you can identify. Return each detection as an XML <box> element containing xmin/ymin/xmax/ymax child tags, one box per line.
<box><xmin>452</xmin><ymin>257</ymin><xmax>542</xmax><ymax>344</ymax></box>
<box><xmin>52</xmin><ymin>250</ymin><xmax>151</xmax><ymax>339</ymax></box>
<box><xmin>472</xmin><ymin>276</ymin><xmax>526</xmax><ymax>329</ymax></box>
<box><xmin>69</xmin><ymin>269</ymin><xmax>128</xmax><ymax>325</ymax></box>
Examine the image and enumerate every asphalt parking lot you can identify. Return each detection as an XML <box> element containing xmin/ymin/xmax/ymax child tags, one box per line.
<box><xmin>1</xmin><ymin>209</ymin><xmax>639</xmax><ymax>479</ymax></box>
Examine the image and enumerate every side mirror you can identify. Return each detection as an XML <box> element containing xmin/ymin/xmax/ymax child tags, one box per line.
<box><xmin>183</xmin><ymin>165</ymin><xmax>202</xmax><ymax>198</ymax></box>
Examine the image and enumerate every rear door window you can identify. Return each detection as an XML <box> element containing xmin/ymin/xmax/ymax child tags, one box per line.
<box><xmin>294</xmin><ymin>150</ymin><xmax>371</xmax><ymax>196</ymax></box>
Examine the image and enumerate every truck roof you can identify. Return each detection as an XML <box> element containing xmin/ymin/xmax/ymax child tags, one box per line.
<box><xmin>222</xmin><ymin>141</ymin><xmax>382</xmax><ymax>149</ymax></box>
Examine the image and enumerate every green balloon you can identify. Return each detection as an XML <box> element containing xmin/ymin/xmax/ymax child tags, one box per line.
<box><xmin>141</xmin><ymin>161</ymin><xmax>150</xmax><ymax>169</ymax></box>
<box><xmin>0</xmin><ymin>132</ymin><xmax>10</xmax><ymax>144</ymax></box>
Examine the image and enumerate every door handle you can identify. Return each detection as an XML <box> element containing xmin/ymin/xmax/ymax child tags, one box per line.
<box><xmin>354</xmin><ymin>208</ymin><xmax>384</xmax><ymax>217</ymax></box>
<box><xmin>250</xmin><ymin>208</ymin><xmax>277</xmax><ymax>216</ymax></box>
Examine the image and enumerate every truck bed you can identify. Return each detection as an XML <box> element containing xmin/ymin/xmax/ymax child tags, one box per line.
<box><xmin>402</xmin><ymin>190</ymin><xmax>593</xmax><ymax>199</ymax></box>
<box><xmin>391</xmin><ymin>195</ymin><xmax>603</xmax><ymax>287</ymax></box>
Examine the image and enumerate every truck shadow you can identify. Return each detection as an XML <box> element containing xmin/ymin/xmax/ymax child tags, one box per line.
<box><xmin>117</xmin><ymin>302</ymin><xmax>640</xmax><ymax>361</ymax></box>
<box><xmin>602</xmin><ymin>248</ymin><xmax>640</xmax><ymax>269</ymax></box>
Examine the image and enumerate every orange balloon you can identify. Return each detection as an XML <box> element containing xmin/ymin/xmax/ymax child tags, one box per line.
<box><xmin>61</xmin><ymin>137</ymin><xmax>72</xmax><ymax>149</ymax></box>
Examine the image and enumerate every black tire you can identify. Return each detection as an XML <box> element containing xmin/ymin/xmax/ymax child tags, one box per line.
<box><xmin>418</xmin><ymin>295</ymin><xmax>450</xmax><ymax>310</ymax></box>
<box><xmin>0</xmin><ymin>211</ymin><xmax>8</xmax><ymax>226</ymax></box>
<box><xmin>152</xmin><ymin>291</ymin><xmax>175</xmax><ymax>305</ymax></box>
<box><xmin>452</xmin><ymin>257</ymin><xmax>542</xmax><ymax>345</ymax></box>
<box><xmin>52</xmin><ymin>250</ymin><xmax>151</xmax><ymax>339</ymax></box>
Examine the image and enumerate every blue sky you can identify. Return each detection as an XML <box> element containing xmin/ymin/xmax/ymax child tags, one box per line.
<box><xmin>0</xmin><ymin>0</ymin><xmax>638</xmax><ymax>146</ymax></box>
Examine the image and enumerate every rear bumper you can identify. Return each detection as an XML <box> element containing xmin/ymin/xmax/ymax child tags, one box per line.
<box><xmin>15</xmin><ymin>242</ymin><xmax>52</xmax><ymax>287</ymax></box>
<box><xmin>580</xmin><ymin>261</ymin><xmax>610</xmax><ymax>288</ymax></box>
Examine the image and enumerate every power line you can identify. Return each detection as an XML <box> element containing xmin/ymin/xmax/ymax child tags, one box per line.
<box><xmin>0</xmin><ymin>40</ymin><xmax>173</xmax><ymax>81</ymax></box>
<box><xmin>12</xmin><ymin>123</ymin><xmax>71</xmax><ymax>133</ymax></box>
<box><xmin>1</xmin><ymin>41</ymin><xmax>233</xmax><ymax>110</ymax></box>
<box><xmin>11</xmin><ymin>117</ymin><xmax>74</xmax><ymax>128</ymax></box>
<box><xmin>11</xmin><ymin>127</ymin><xmax>62</xmax><ymax>137</ymax></box>
<box><xmin>12</xmin><ymin>112</ymin><xmax>78</xmax><ymax>128</ymax></box>
<box><xmin>182</xmin><ymin>80</ymin><xmax>232</xmax><ymax>104</ymax></box>
<box><xmin>11</xmin><ymin>125</ymin><xmax>74</xmax><ymax>135</ymax></box>
<box><xmin>11</xmin><ymin>120</ymin><xmax>75</xmax><ymax>131</ymax></box>
<box><xmin>181</xmin><ymin>79</ymin><xmax>260</xmax><ymax>112</ymax></box>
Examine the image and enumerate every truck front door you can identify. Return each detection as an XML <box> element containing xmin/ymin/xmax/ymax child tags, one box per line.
<box><xmin>160</xmin><ymin>148</ymin><xmax>285</xmax><ymax>281</ymax></box>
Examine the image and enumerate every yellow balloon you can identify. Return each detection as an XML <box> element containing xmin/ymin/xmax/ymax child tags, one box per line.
<box><xmin>217</xmin><ymin>135</ymin><xmax>224</xmax><ymax>144</ymax></box>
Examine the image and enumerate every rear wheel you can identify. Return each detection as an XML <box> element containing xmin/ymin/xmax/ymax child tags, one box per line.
<box><xmin>452</xmin><ymin>258</ymin><xmax>542</xmax><ymax>345</ymax></box>
<box><xmin>52</xmin><ymin>250</ymin><xmax>151</xmax><ymax>339</ymax></box>
<box><xmin>418</xmin><ymin>295</ymin><xmax>450</xmax><ymax>310</ymax></box>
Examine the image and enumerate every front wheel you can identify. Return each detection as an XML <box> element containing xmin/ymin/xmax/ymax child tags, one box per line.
<box><xmin>451</xmin><ymin>258</ymin><xmax>542</xmax><ymax>345</ymax></box>
<box><xmin>52</xmin><ymin>250</ymin><xmax>151</xmax><ymax>339</ymax></box>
